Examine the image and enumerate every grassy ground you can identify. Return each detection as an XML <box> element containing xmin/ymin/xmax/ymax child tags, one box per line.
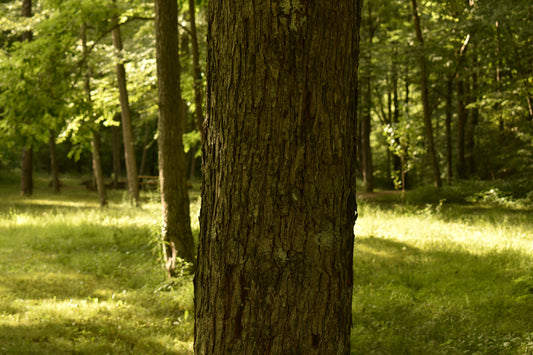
<box><xmin>352</xmin><ymin>188</ymin><xmax>533</xmax><ymax>354</ymax></box>
<box><xmin>0</xmin><ymin>174</ymin><xmax>532</xmax><ymax>353</ymax></box>
<box><xmin>0</xmin><ymin>175</ymin><xmax>198</xmax><ymax>354</ymax></box>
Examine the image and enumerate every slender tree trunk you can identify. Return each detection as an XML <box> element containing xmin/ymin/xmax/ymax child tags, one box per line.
<box><xmin>91</xmin><ymin>130</ymin><xmax>108</xmax><ymax>207</ymax></box>
<box><xmin>138</xmin><ymin>122</ymin><xmax>152</xmax><ymax>177</ymax></box>
<box><xmin>456</xmin><ymin>75</ymin><xmax>467</xmax><ymax>179</ymax></box>
<box><xmin>495</xmin><ymin>20</ymin><xmax>503</xmax><ymax>131</ymax></box>
<box><xmin>456</xmin><ymin>35</ymin><xmax>469</xmax><ymax>180</ymax></box>
<box><xmin>155</xmin><ymin>0</ymin><xmax>197</xmax><ymax>275</ymax></box>
<box><xmin>445</xmin><ymin>76</ymin><xmax>454</xmax><ymax>184</ymax></box>
<box><xmin>49</xmin><ymin>129</ymin><xmax>60</xmax><ymax>193</ymax></box>
<box><xmin>111</xmin><ymin>0</ymin><xmax>140</xmax><ymax>206</ymax></box>
<box><xmin>391</xmin><ymin>57</ymin><xmax>402</xmax><ymax>187</ymax></box>
<box><xmin>111</xmin><ymin>114</ymin><xmax>122</xmax><ymax>188</ymax></box>
<box><xmin>20</xmin><ymin>0</ymin><xmax>33</xmax><ymax>197</ymax></box>
<box><xmin>188</xmin><ymin>0</ymin><xmax>205</xmax><ymax>143</ymax></box>
<box><xmin>360</xmin><ymin>2</ymin><xmax>374</xmax><ymax>192</ymax></box>
<box><xmin>410</xmin><ymin>0</ymin><xmax>442</xmax><ymax>187</ymax></box>
<box><xmin>466</xmin><ymin>51</ymin><xmax>478</xmax><ymax>176</ymax></box>
<box><xmin>20</xmin><ymin>146</ymin><xmax>33</xmax><ymax>196</ymax></box>
<box><xmin>82</xmin><ymin>23</ymin><xmax>107</xmax><ymax>207</ymax></box>
<box><xmin>21</xmin><ymin>0</ymin><xmax>32</xmax><ymax>40</ymax></box>
<box><xmin>402</xmin><ymin>64</ymin><xmax>411</xmax><ymax>190</ymax></box>
<box><xmin>195</xmin><ymin>1</ymin><xmax>361</xmax><ymax>353</ymax></box>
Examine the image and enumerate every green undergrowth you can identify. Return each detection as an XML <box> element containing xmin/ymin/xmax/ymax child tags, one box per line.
<box><xmin>1</xmin><ymin>174</ymin><xmax>532</xmax><ymax>353</ymax></box>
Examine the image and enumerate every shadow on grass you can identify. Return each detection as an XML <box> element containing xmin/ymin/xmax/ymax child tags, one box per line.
<box><xmin>352</xmin><ymin>236</ymin><xmax>533</xmax><ymax>354</ymax></box>
<box><xmin>0</xmin><ymin>321</ymin><xmax>186</xmax><ymax>355</ymax></box>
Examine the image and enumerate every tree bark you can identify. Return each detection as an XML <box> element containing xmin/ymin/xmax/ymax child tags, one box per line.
<box><xmin>155</xmin><ymin>0</ymin><xmax>197</xmax><ymax>275</ymax></box>
<box><xmin>111</xmin><ymin>114</ymin><xmax>122</xmax><ymax>188</ymax></box>
<box><xmin>360</xmin><ymin>2</ymin><xmax>374</xmax><ymax>192</ymax></box>
<box><xmin>410</xmin><ymin>0</ymin><xmax>442</xmax><ymax>187</ymax></box>
<box><xmin>81</xmin><ymin>23</ymin><xmax>107</xmax><ymax>207</ymax></box>
<box><xmin>391</xmin><ymin>54</ymin><xmax>403</xmax><ymax>188</ymax></box>
<box><xmin>20</xmin><ymin>146</ymin><xmax>33</xmax><ymax>196</ymax></box>
<box><xmin>20</xmin><ymin>0</ymin><xmax>33</xmax><ymax>197</ymax></box>
<box><xmin>49</xmin><ymin>129</ymin><xmax>60</xmax><ymax>193</ymax></box>
<box><xmin>466</xmin><ymin>52</ymin><xmax>478</xmax><ymax>176</ymax></box>
<box><xmin>138</xmin><ymin>121</ymin><xmax>152</xmax><ymax>177</ymax></box>
<box><xmin>445</xmin><ymin>76</ymin><xmax>454</xmax><ymax>184</ymax></box>
<box><xmin>456</xmin><ymin>36</ymin><xmax>469</xmax><ymax>180</ymax></box>
<box><xmin>21</xmin><ymin>0</ymin><xmax>32</xmax><ymax>41</ymax></box>
<box><xmin>188</xmin><ymin>0</ymin><xmax>205</xmax><ymax>143</ymax></box>
<box><xmin>111</xmin><ymin>0</ymin><xmax>140</xmax><ymax>207</ymax></box>
<box><xmin>194</xmin><ymin>1</ymin><xmax>361</xmax><ymax>353</ymax></box>
<box><xmin>91</xmin><ymin>130</ymin><xmax>108</xmax><ymax>207</ymax></box>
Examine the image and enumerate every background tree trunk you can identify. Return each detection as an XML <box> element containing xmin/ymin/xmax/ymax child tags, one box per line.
<box><xmin>111</xmin><ymin>114</ymin><xmax>122</xmax><ymax>188</ymax></box>
<box><xmin>20</xmin><ymin>146</ymin><xmax>33</xmax><ymax>196</ymax></box>
<box><xmin>20</xmin><ymin>0</ymin><xmax>33</xmax><ymax>197</ymax></box>
<box><xmin>49</xmin><ymin>129</ymin><xmax>60</xmax><ymax>193</ymax></box>
<box><xmin>411</xmin><ymin>0</ymin><xmax>442</xmax><ymax>187</ymax></box>
<box><xmin>188</xmin><ymin>0</ymin><xmax>205</xmax><ymax>143</ymax></box>
<box><xmin>445</xmin><ymin>76</ymin><xmax>454</xmax><ymax>184</ymax></box>
<box><xmin>111</xmin><ymin>0</ymin><xmax>140</xmax><ymax>206</ymax></box>
<box><xmin>456</xmin><ymin>39</ymin><xmax>469</xmax><ymax>179</ymax></box>
<box><xmin>91</xmin><ymin>130</ymin><xmax>108</xmax><ymax>207</ymax></box>
<box><xmin>360</xmin><ymin>2</ymin><xmax>374</xmax><ymax>192</ymax></box>
<box><xmin>81</xmin><ymin>23</ymin><xmax>107</xmax><ymax>207</ymax></box>
<box><xmin>195</xmin><ymin>1</ymin><xmax>361</xmax><ymax>353</ymax></box>
<box><xmin>155</xmin><ymin>0</ymin><xmax>196</xmax><ymax>275</ymax></box>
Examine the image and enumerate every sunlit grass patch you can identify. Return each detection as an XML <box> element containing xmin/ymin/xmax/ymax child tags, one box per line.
<box><xmin>352</xmin><ymin>200</ymin><xmax>533</xmax><ymax>354</ymax></box>
<box><xmin>0</xmin><ymin>179</ymin><xmax>194</xmax><ymax>354</ymax></box>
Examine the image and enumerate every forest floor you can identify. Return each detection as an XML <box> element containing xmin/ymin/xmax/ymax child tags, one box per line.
<box><xmin>0</xmin><ymin>174</ymin><xmax>532</xmax><ymax>354</ymax></box>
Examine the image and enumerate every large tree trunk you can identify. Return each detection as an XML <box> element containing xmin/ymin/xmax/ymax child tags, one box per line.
<box><xmin>360</xmin><ymin>2</ymin><xmax>374</xmax><ymax>192</ymax></box>
<box><xmin>155</xmin><ymin>0</ymin><xmax>197</xmax><ymax>275</ymax></box>
<box><xmin>410</xmin><ymin>0</ymin><xmax>442</xmax><ymax>187</ymax></box>
<box><xmin>81</xmin><ymin>23</ymin><xmax>107</xmax><ymax>207</ymax></box>
<box><xmin>49</xmin><ymin>129</ymin><xmax>60</xmax><ymax>193</ymax></box>
<box><xmin>194</xmin><ymin>1</ymin><xmax>361</xmax><ymax>353</ymax></box>
<box><xmin>111</xmin><ymin>1</ymin><xmax>140</xmax><ymax>207</ymax></box>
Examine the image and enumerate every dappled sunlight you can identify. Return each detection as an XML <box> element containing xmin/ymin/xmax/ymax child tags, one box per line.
<box><xmin>13</xmin><ymin>198</ymin><xmax>102</xmax><ymax>209</ymax></box>
<box><xmin>355</xmin><ymin>204</ymin><xmax>533</xmax><ymax>257</ymax></box>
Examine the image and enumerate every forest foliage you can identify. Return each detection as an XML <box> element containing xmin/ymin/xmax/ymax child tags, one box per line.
<box><xmin>0</xmin><ymin>0</ymin><xmax>531</xmax><ymax>189</ymax></box>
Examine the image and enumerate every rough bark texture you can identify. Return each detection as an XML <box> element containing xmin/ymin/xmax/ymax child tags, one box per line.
<box><xmin>194</xmin><ymin>1</ymin><xmax>361</xmax><ymax>353</ymax></box>
<box><xmin>155</xmin><ymin>0</ymin><xmax>197</xmax><ymax>274</ymax></box>
<box><xmin>411</xmin><ymin>0</ymin><xmax>442</xmax><ymax>187</ymax></box>
<box><xmin>111</xmin><ymin>1</ymin><xmax>140</xmax><ymax>206</ymax></box>
<box><xmin>49</xmin><ymin>129</ymin><xmax>60</xmax><ymax>193</ymax></box>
